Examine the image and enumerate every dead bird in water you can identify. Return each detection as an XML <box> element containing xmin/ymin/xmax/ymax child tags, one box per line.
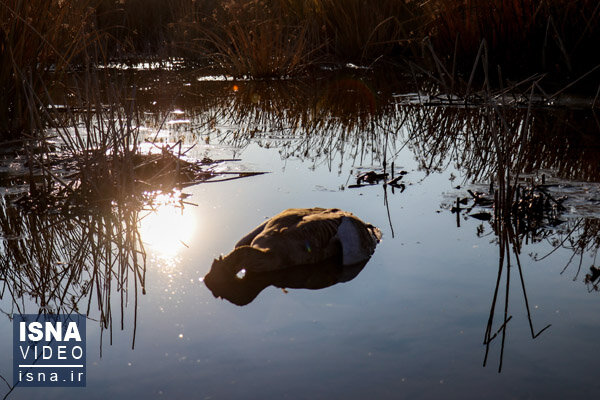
<box><xmin>207</xmin><ymin>208</ymin><xmax>382</xmax><ymax>276</ymax></box>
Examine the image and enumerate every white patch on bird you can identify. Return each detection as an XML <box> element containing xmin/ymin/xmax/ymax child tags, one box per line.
<box><xmin>336</xmin><ymin>217</ymin><xmax>365</xmax><ymax>265</ymax></box>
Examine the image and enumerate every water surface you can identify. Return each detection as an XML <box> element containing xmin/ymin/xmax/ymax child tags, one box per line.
<box><xmin>1</xmin><ymin>72</ymin><xmax>600</xmax><ymax>399</ymax></box>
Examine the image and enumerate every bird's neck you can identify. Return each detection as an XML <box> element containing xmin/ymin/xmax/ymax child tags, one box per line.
<box><xmin>224</xmin><ymin>246</ymin><xmax>276</xmax><ymax>273</ymax></box>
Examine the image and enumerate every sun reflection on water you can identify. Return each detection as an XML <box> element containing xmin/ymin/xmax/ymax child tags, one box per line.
<box><xmin>139</xmin><ymin>191</ymin><xmax>196</xmax><ymax>262</ymax></box>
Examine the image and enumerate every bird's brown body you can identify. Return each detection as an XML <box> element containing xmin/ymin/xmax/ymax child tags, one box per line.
<box><xmin>211</xmin><ymin>208</ymin><xmax>382</xmax><ymax>274</ymax></box>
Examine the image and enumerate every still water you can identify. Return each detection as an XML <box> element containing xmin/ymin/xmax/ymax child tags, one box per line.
<box><xmin>1</xmin><ymin>72</ymin><xmax>600</xmax><ymax>399</ymax></box>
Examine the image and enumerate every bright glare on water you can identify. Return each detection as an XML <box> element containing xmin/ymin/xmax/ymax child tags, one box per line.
<box><xmin>139</xmin><ymin>193</ymin><xmax>197</xmax><ymax>261</ymax></box>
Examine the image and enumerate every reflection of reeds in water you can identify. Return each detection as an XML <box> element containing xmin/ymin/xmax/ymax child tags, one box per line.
<box><xmin>130</xmin><ymin>75</ymin><xmax>411</xmax><ymax>173</ymax></box>
<box><xmin>0</xmin><ymin>71</ymin><xmax>150</xmax><ymax>351</ymax></box>
<box><xmin>481</xmin><ymin>183</ymin><xmax>552</xmax><ymax>373</ymax></box>
<box><xmin>423</xmin><ymin>97</ymin><xmax>600</xmax><ymax>371</ymax></box>
<box><xmin>0</xmin><ymin>196</ymin><xmax>145</xmax><ymax>353</ymax></box>
<box><xmin>122</xmin><ymin>69</ymin><xmax>600</xmax><ymax>183</ymax></box>
<box><xmin>474</xmin><ymin>178</ymin><xmax>600</xmax><ymax>371</ymax></box>
<box><xmin>482</xmin><ymin>210</ymin><xmax>600</xmax><ymax>371</ymax></box>
<box><xmin>1</xmin><ymin>69</ymin><xmax>205</xmax><ymax>354</ymax></box>
<box><xmin>1</xmin><ymin>67</ymin><xmax>272</xmax><ymax>360</ymax></box>
<box><xmin>443</xmin><ymin>101</ymin><xmax>560</xmax><ymax>372</ymax></box>
<box><xmin>20</xmin><ymin>69</ymin><xmax>259</xmax><ymax>205</ymax></box>
<box><xmin>536</xmin><ymin>218</ymin><xmax>600</xmax><ymax>290</ymax></box>
<box><xmin>409</xmin><ymin>103</ymin><xmax>600</xmax><ymax>183</ymax></box>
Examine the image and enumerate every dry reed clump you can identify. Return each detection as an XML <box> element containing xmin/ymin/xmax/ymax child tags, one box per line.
<box><xmin>2</xmin><ymin>0</ymin><xmax>600</xmax><ymax>145</ymax></box>
<box><xmin>0</xmin><ymin>0</ymin><xmax>101</xmax><ymax>141</ymax></box>
<box><xmin>94</xmin><ymin>0</ymin><xmax>218</xmax><ymax>57</ymax></box>
<box><xmin>314</xmin><ymin>0</ymin><xmax>422</xmax><ymax>62</ymax></box>
<box><xmin>3</xmin><ymin>0</ymin><xmax>598</xmax><ymax>84</ymax></box>
<box><xmin>172</xmin><ymin>0</ymin><xmax>317</xmax><ymax>77</ymax></box>
<box><xmin>95</xmin><ymin>0</ymin><xmax>168</xmax><ymax>54</ymax></box>
<box><xmin>170</xmin><ymin>0</ymin><xmax>423</xmax><ymax>76</ymax></box>
<box><xmin>425</xmin><ymin>0</ymin><xmax>600</xmax><ymax>80</ymax></box>
<box><xmin>115</xmin><ymin>0</ymin><xmax>600</xmax><ymax>83</ymax></box>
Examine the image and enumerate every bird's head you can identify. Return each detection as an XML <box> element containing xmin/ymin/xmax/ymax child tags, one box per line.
<box><xmin>206</xmin><ymin>254</ymin><xmax>233</xmax><ymax>279</ymax></box>
<box><xmin>205</xmin><ymin>254</ymin><xmax>226</xmax><ymax>285</ymax></box>
<box><xmin>203</xmin><ymin>254</ymin><xmax>264</xmax><ymax>306</ymax></box>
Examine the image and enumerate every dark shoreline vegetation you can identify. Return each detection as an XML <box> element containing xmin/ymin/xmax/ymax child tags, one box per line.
<box><xmin>2</xmin><ymin>0</ymin><xmax>600</xmax><ymax>138</ymax></box>
<box><xmin>1</xmin><ymin>0</ymin><xmax>600</xmax><ymax>364</ymax></box>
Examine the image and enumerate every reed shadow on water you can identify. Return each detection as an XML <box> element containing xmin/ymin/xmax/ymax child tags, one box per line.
<box><xmin>419</xmin><ymin>94</ymin><xmax>600</xmax><ymax>372</ymax></box>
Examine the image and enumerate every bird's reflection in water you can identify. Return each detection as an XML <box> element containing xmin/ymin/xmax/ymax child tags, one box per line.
<box><xmin>204</xmin><ymin>257</ymin><xmax>369</xmax><ymax>306</ymax></box>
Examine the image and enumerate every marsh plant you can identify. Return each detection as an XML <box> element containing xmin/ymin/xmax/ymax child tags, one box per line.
<box><xmin>95</xmin><ymin>0</ymin><xmax>600</xmax><ymax>83</ymax></box>
<box><xmin>0</xmin><ymin>0</ymin><xmax>101</xmax><ymax>140</ymax></box>
<box><xmin>172</xmin><ymin>0</ymin><xmax>318</xmax><ymax>77</ymax></box>
<box><xmin>0</xmin><ymin>189</ymin><xmax>146</xmax><ymax>344</ymax></box>
<box><xmin>2</xmin><ymin>0</ymin><xmax>599</xmax><ymax>146</ymax></box>
<box><xmin>425</xmin><ymin>0</ymin><xmax>600</xmax><ymax>79</ymax></box>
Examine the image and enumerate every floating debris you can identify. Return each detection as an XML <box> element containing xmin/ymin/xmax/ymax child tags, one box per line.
<box><xmin>469</xmin><ymin>212</ymin><xmax>492</xmax><ymax>221</ymax></box>
<box><xmin>348</xmin><ymin>169</ymin><xmax>408</xmax><ymax>191</ymax></box>
<box><xmin>357</xmin><ymin>171</ymin><xmax>388</xmax><ymax>185</ymax></box>
<box><xmin>585</xmin><ymin>266</ymin><xmax>600</xmax><ymax>291</ymax></box>
<box><xmin>446</xmin><ymin>175</ymin><xmax>573</xmax><ymax>237</ymax></box>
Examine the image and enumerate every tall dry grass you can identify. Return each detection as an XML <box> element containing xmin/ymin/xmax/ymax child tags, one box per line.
<box><xmin>2</xmin><ymin>0</ymin><xmax>598</xmax><ymax>95</ymax></box>
<box><xmin>2</xmin><ymin>0</ymin><xmax>600</xmax><ymax>145</ymax></box>
<box><xmin>425</xmin><ymin>0</ymin><xmax>600</xmax><ymax>80</ymax></box>
<box><xmin>165</xmin><ymin>0</ymin><xmax>600</xmax><ymax>83</ymax></box>
<box><xmin>171</xmin><ymin>0</ymin><xmax>318</xmax><ymax>77</ymax></box>
<box><xmin>169</xmin><ymin>0</ymin><xmax>423</xmax><ymax>76</ymax></box>
<box><xmin>316</xmin><ymin>0</ymin><xmax>421</xmax><ymax>62</ymax></box>
<box><xmin>0</xmin><ymin>0</ymin><xmax>101</xmax><ymax>140</ymax></box>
